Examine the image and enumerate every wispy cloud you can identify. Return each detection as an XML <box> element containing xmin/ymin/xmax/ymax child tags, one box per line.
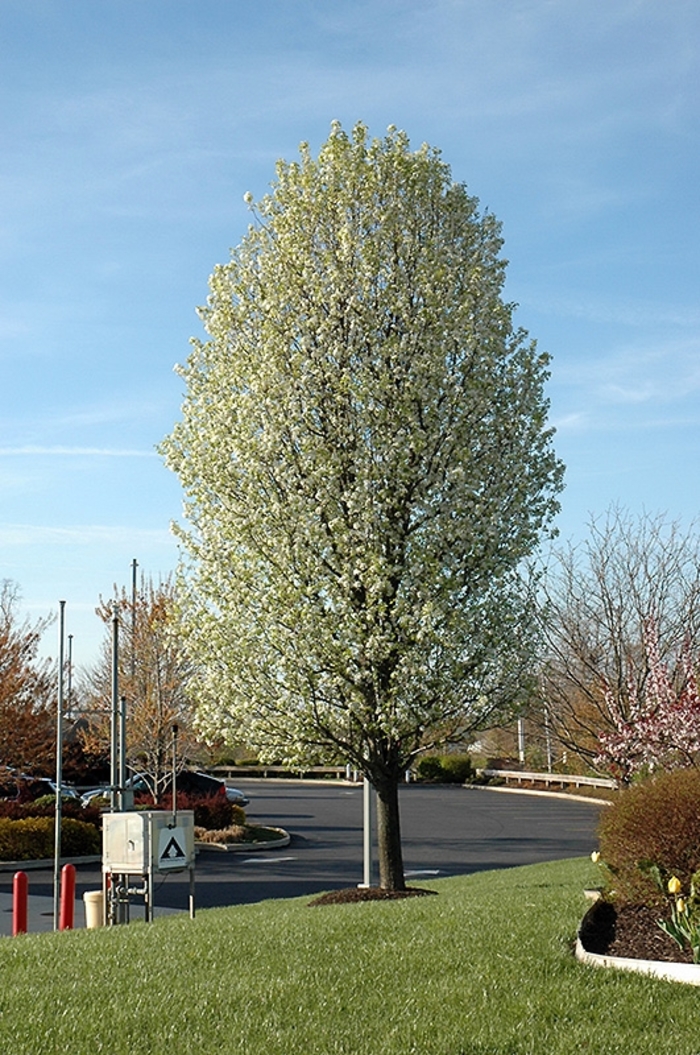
<box><xmin>557</xmin><ymin>413</ymin><xmax>700</xmax><ymax>435</ymax></box>
<box><xmin>551</xmin><ymin>412</ymin><xmax>590</xmax><ymax>433</ymax></box>
<box><xmin>0</xmin><ymin>523</ymin><xmax>174</xmax><ymax>546</ymax></box>
<box><xmin>0</xmin><ymin>446</ymin><xmax>157</xmax><ymax>457</ymax></box>
<box><xmin>552</xmin><ymin>335</ymin><xmax>700</xmax><ymax>407</ymax></box>
<box><xmin>521</xmin><ymin>286</ymin><xmax>700</xmax><ymax>331</ymax></box>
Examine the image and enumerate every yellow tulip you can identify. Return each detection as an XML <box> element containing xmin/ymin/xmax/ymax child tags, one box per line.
<box><xmin>677</xmin><ymin>898</ymin><xmax>687</xmax><ymax>914</ymax></box>
<box><xmin>668</xmin><ymin>875</ymin><xmax>682</xmax><ymax>895</ymax></box>
<box><xmin>591</xmin><ymin>851</ymin><xmax>601</xmax><ymax>864</ymax></box>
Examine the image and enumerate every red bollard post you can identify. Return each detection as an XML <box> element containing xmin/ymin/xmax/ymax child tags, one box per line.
<box><xmin>13</xmin><ymin>871</ymin><xmax>28</xmax><ymax>936</ymax></box>
<box><xmin>59</xmin><ymin>863</ymin><xmax>76</xmax><ymax>931</ymax></box>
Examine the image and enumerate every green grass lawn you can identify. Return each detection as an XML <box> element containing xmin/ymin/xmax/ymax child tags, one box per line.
<box><xmin>1</xmin><ymin>857</ymin><xmax>699</xmax><ymax>1055</ymax></box>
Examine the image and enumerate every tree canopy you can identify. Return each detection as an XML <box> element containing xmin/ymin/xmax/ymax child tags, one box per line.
<box><xmin>162</xmin><ymin>122</ymin><xmax>563</xmax><ymax>887</ymax></box>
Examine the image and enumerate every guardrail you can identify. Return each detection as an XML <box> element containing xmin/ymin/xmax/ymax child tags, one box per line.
<box><xmin>209</xmin><ymin>765</ymin><xmax>350</xmax><ymax>780</ymax></box>
<box><xmin>209</xmin><ymin>764</ymin><xmax>617</xmax><ymax>792</ymax></box>
<box><xmin>479</xmin><ymin>768</ymin><xmax>617</xmax><ymax>791</ymax></box>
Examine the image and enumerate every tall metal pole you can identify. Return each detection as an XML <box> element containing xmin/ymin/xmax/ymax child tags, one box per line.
<box><xmin>543</xmin><ymin>699</ymin><xmax>553</xmax><ymax>773</ymax></box>
<box><xmin>53</xmin><ymin>600</ymin><xmax>66</xmax><ymax>930</ymax></box>
<box><xmin>172</xmin><ymin>723</ymin><xmax>179</xmax><ymax>826</ymax></box>
<box><xmin>119</xmin><ymin>696</ymin><xmax>127</xmax><ymax>809</ymax></box>
<box><xmin>517</xmin><ymin>717</ymin><xmax>526</xmax><ymax>766</ymax></box>
<box><xmin>110</xmin><ymin>604</ymin><xmax>119</xmax><ymax>812</ymax></box>
<box><xmin>131</xmin><ymin>558</ymin><xmax>138</xmax><ymax>682</ymax></box>
<box><xmin>66</xmin><ymin>634</ymin><xmax>73</xmax><ymax>719</ymax></box>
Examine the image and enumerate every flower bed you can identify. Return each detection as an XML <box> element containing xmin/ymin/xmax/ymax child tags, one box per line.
<box><xmin>577</xmin><ymin>897</ymin><xmax>700</xmax><ymax>985</ymax></box>
<box><xmin>194</xmin><ymin>824</ymin><xmax>290</xmax><ymax>851</ymax></box>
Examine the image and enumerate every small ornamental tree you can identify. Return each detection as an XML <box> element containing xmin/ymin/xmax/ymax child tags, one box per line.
<box><xmin>596</xmin><ymin>618</ymin><xmax>700</xmax><ymax>780</ymax></box>
<box><xmin>162</xmin><ymin>122</ymin><xmax>564</xmax><ymax>890</ymax></box>
<box><xmin>0</xmin><ymin>580</ymin><xmax>55</xmax><ymax>773</ymax></box>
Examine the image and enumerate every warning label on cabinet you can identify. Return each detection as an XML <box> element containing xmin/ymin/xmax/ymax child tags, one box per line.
<box><xmin>158</xmin><ymin>827</ymin><xmax>188</xmax><ymax>870</ymax></box>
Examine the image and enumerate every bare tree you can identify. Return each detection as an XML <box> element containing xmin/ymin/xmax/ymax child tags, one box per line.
<box><xmin>538</xmin><ymin>508</ymin><xmax>700</xmax><ymax>769</ymax></box>
<box><xmin>81</xmin><ymin>575</ymin><xmax>197</xmax><ymax>795</ymax></box>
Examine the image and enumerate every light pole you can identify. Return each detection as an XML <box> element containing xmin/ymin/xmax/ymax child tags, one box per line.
<box><xmin>131</xmin><ymin>558</ymin><xmax>138</xmax><ymax>682</ymax></box>
<box><xmin>53</xmin><ymin>600</ymin><xmax>66</xmax><ymax>930</ymax></box>
<box><xmin>110</xmin><ymin>604</ymin><xmax>119</xmax><ymax>812</ymax></box>
<box><xmin>362</xmin><ymin>777</ymin><xmax>374</xmax><ymax>888</ymax></box>
<box><xmin>66</xmin><ymin>633</ymin><xmax>73</xmax><ymax>719</ymax></box>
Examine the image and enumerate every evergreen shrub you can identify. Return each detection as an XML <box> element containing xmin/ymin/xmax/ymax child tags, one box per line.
<box><xmin>415</xmin><ymin>754</ymin><xmax>474</xmax><ymax>783</ymax></box>
<box><xmin>0</xmin><ymin>816</ymin><xmax>101</xmax><ymax>860</ymax></box>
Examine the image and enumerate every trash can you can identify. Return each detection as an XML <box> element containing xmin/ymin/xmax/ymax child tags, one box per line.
<box><xmin>83</xmin><ymin>890</ymin><xmax>104</xmax><ymax>928</ymax></box>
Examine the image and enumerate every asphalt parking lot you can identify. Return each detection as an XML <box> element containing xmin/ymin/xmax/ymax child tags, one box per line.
<box><xmin>0</xmin><ymin>780</ymin><xmax>604</xmax><ymax>935</ymax></box>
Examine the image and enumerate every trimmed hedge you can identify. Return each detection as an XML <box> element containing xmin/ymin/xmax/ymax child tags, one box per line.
<box><xmin>0</xmin><ymin>816</ymin><xmax>101</xmax><ymax>861</ymax></box>
<box><xmin>597</xmin><ymin>767</ymin><xmax>700</xmax><ymax>906</ymax></box>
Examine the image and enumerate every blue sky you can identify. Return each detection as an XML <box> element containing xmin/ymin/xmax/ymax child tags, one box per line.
<box><xmin>1</xmin><ymin>0</ymin><xmax>698</xmax><ymax>668</ymax></box>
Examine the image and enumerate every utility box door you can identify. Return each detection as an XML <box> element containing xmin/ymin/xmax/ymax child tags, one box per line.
<box><xmin>103</xmin><ymin>812</ymin><xmax>148</xmax><ymax>873</ymax></box>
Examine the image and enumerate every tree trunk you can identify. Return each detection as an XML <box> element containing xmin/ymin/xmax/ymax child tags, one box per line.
<box><xmin>374</xmin><ymin>773</ymin><xmax>406</xmax><ymax>891</ymax></box>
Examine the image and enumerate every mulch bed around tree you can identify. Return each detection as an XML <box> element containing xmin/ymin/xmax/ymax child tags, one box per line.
<box><xmin>309</xmin><ymin>886</ymin><xmax>438</xmax><ymax>906</ymax></box>
<box><xmin>579</xmin><ymin>897</ymin><xmax>693</xmax><ymax>963</ymax></box>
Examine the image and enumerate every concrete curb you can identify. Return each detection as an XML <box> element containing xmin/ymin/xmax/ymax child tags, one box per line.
<box><xmin>0</xmin><ymin>855</ymin><xmax>102</xmax><ymax>873</ymax></box>
<box><xmin>575</xmin><ymin>935</ymin><xmax>700</xmax><ymax>986</ymax></box>
<box><xmin>461</xmin><ymin>784</ymin><xmax>612</xmax><ymax>806</ymax></box>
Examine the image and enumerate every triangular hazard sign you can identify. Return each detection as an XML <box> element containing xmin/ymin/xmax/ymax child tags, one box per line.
<box><xmin>161</xmin><ymin>835</ymin><xmax>186</xmax><ymax>860</ymax></box>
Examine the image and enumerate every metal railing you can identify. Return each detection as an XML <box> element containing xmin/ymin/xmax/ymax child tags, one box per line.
<box><xmin>209</xmin><ymin>764</ymin><xmax>350</xmax><ymax>780</ymax></box>
<box><xmin>479</xmin><ymin>768</ymin><xmax>617</xmax><ymax>791</ymax></box>
<box><xmin>208</xmin><ymin>764</ymin><xmax>617</xmax><ymax>792</ymax></box>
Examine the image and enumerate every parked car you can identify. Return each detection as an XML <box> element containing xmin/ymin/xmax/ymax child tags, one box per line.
<box><xmin>171</xmin><ymin>770</ymin><xmax>250</xmax><ymax>806</ymax></box>
<box><xmin>0</xmin><ymin>767</ymin><xmax>18</xmax><ymax>799</ymax></box>
<box><xmin>80</xmin><ymin>773</ymin><xmax>152</xmax><ymax>807</ymax></box>
<box><xmin>1</xmin><ymin>775</ymin><xmax>81</xmax><ymax>802</ymax></box>
<box><xmin>81</xmin><ymin>770</ymin><xmax>249</xmax><ymax>808</ymax></box>
<box><xmin>41</xmin><ymin>779</ymin><xmax>81</xmax><ymax>801</ymax></box>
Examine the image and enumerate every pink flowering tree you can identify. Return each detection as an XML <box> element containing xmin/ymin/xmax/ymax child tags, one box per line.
<box><xmin>596</xmin><ymin>617</ymin><xmax>700</xmax><ymax>780</ymax></box>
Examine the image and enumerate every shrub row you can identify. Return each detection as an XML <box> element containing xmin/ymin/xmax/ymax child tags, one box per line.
<box><xmin>0</xmin><ymin>817</ymin><xmax>101</xmax><ymax>861</ymax></box>
<box><xmin>0</xmin><ymin>796</ymin><xmax>102</xmax><ymax>829</ymax></box>
<box><xmin>135</xmin><ymin>791</ymin><xmax>246</xmax><ymax>830</ymax></box>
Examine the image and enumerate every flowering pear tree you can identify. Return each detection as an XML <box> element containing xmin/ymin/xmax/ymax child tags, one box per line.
<box><xmin>596</xmin><ymin>617</ymin><xmax>700</xmax><ymax>779</ymax></box>
<box><xmin>162</xmin><ymin>122</ymin><xmax>563</xmax><ymax>889</ymax></box>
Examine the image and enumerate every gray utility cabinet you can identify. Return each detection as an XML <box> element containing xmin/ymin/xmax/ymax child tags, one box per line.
<box><xmin>103</xmin><ymin>810</ymin><xmax>195</xmax><ymax>873</ymax></box>
<box><xmin>102</xmin><ymin>810</ymin><xmax>196</xmax><ymax>924</ymax></box>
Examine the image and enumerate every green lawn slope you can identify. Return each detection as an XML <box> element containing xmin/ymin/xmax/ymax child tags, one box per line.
<box><xmin>1</xmin><ymin>858</ymin><xmax>698</xmax><ymax>1055</ymax></box>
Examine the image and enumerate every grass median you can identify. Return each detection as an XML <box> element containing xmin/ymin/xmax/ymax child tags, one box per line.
<box><xmin>0</xmin><ymin>857</ymin><xmax>698</xmax><ymax>1055</ymax></box>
